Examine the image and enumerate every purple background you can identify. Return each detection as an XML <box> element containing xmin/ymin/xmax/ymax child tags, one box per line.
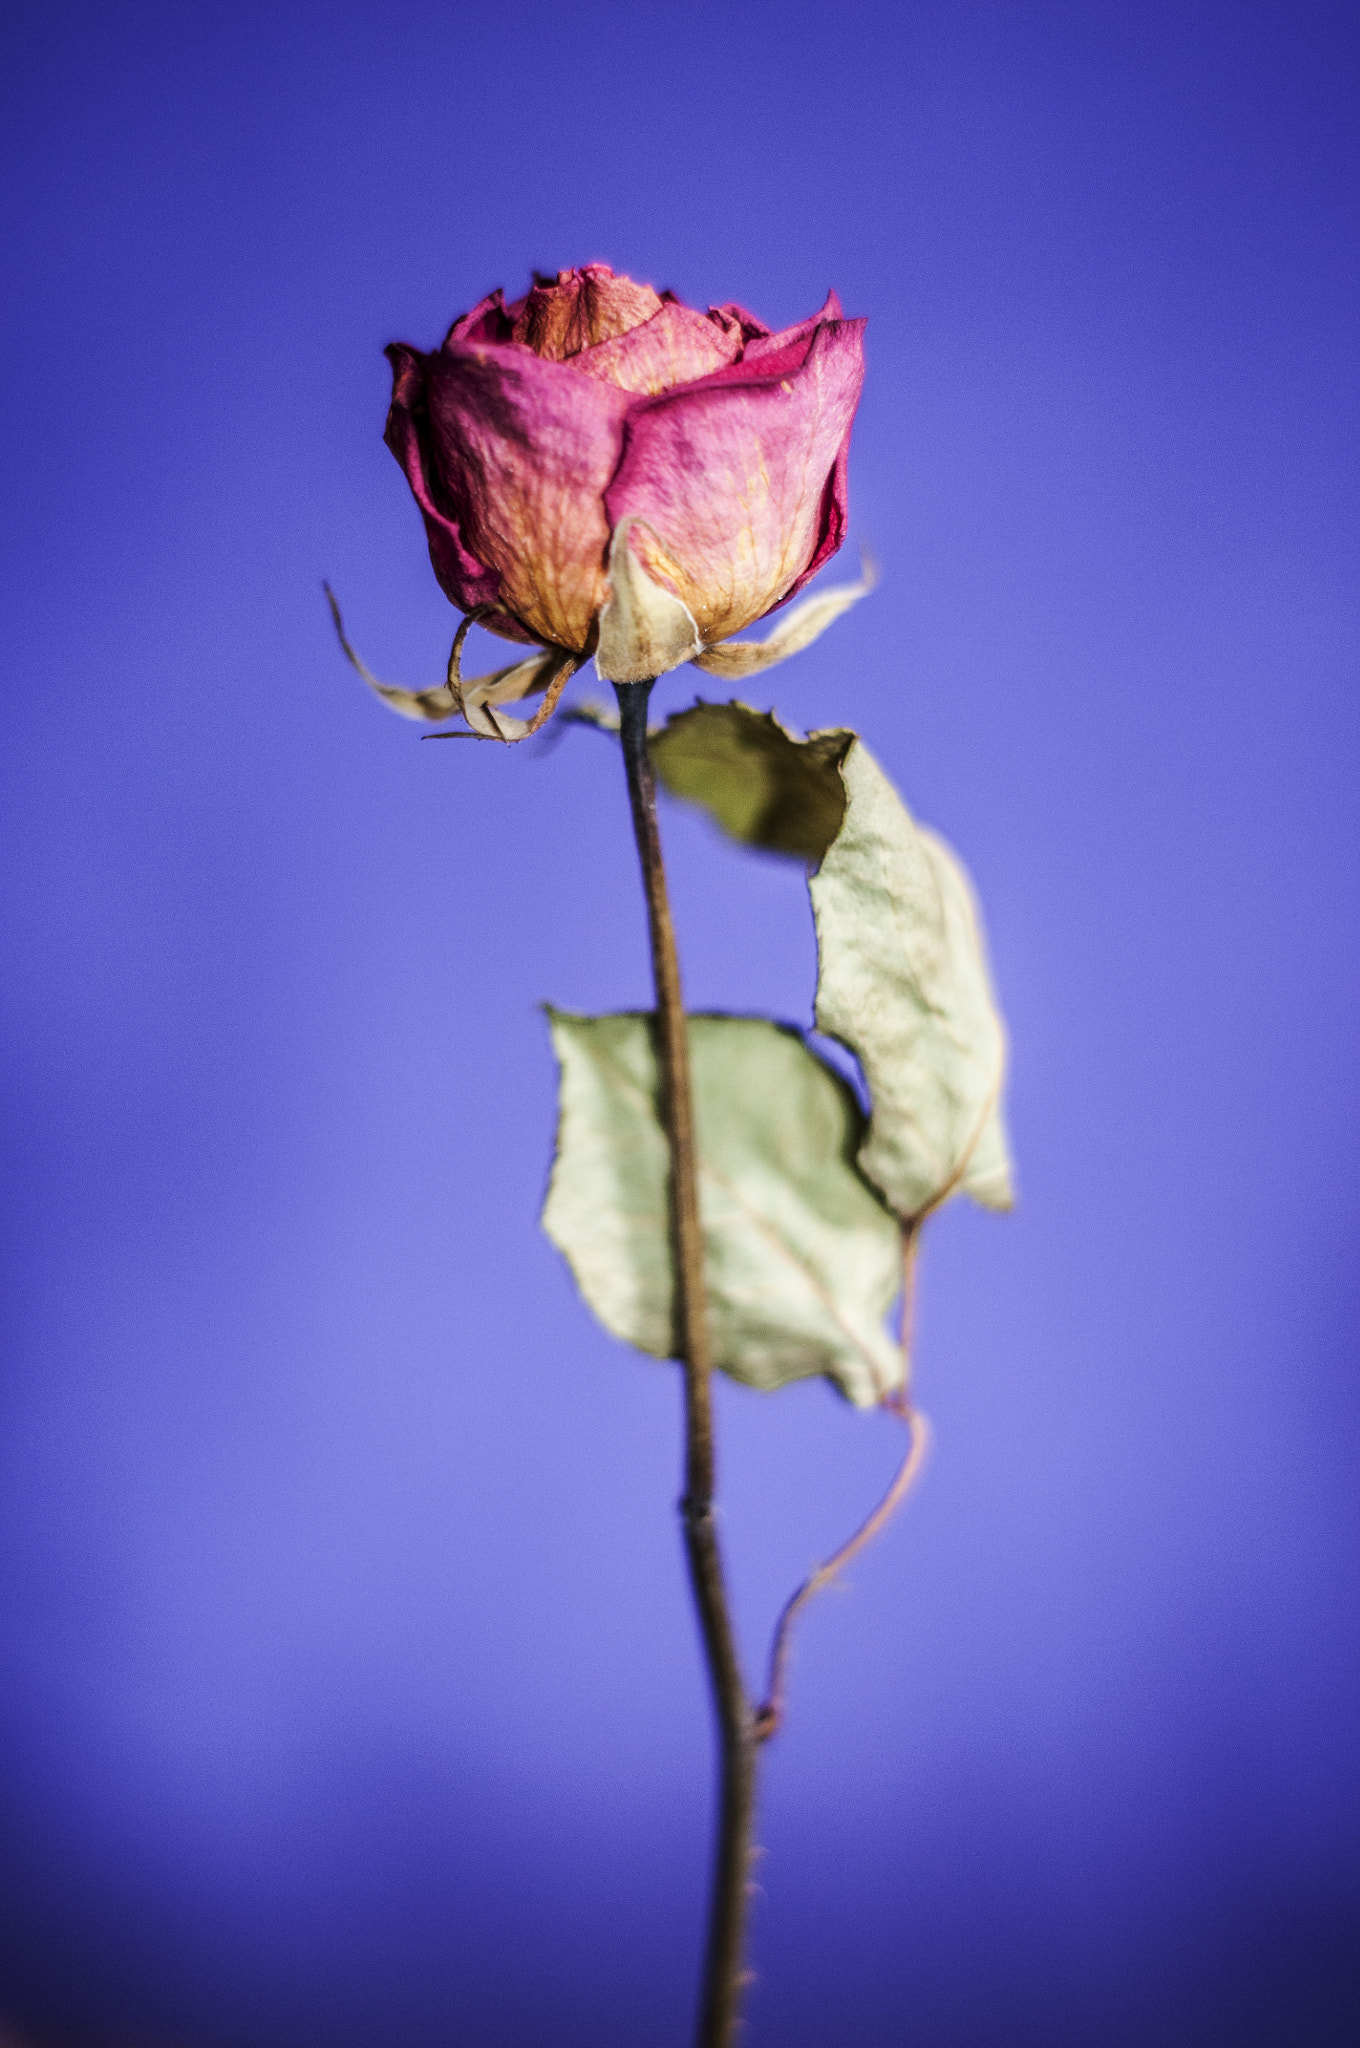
<box><xmin>2</xmin><ymin>2</ymin><xmax>1357</xmax><ymax>2042</ymax></box>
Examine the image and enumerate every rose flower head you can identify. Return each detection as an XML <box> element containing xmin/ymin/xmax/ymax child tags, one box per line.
<box><xmin>349</xmin><ymin>265</ymin><xmax>868</xmax><ymax>738</ymax></box>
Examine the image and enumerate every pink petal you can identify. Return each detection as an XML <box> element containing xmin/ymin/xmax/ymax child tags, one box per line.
<box><xmin>420</xmin><ymin>338</ymin><xmax>633</xmax><ymax>651</ymax></box>
<box><xmin>444</xmin><ymin>289</ymin><xmax>515</xmax><ymax>348</ymax></box>
<box><xmin>603</xmin><ymin>314</ymin><xmax>866</xmax><ymax>647</ymax></box>
<box><xmin>384</xmin><ymin>342</ymin><xmax>530</xmax><ymax>640</ymax></box>
<box><xmin>573</xmin><ymin>299</ymin><xmax>744</xmax><ymax>396</ymax></box>
<box><xmin>739</xmin><ymin>289</ymin><xmax>842</xmax><ymax>370</ymax></box>
<box><xmin>709</xmin><ymin>301</ymin><xmax>773</xmax><ymax>342</ymax></box>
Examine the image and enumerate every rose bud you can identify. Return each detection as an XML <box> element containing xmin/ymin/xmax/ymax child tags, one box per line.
<box><xmin>341</xmin><ymin>265</ymin><xmax>869</xmax><ymax>739</ymax></box>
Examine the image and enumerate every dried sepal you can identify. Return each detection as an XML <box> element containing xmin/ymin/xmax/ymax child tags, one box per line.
<box><xmin>595</xmin><ymin>519</ymin><xmax>703</xmax><ymax>683</ymax></box>
<box><xmin>326</xmin><ymin>583</ymin><xmax>576</xmax><ymax>740</ymax></box>
<box><xmin>462</xmin><ymin>647</ymin><xmax>580</xmax><ymax>741</ymax></box>
<box><xmin>693</xmin><ymin>561</ymin><xmax>874</xmax><ymax>682</ymax></box>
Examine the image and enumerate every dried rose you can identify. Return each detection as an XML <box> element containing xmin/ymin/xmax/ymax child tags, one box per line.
<box><xmin>344</xmin><ymin>265</ymin><xmax>869</xmax><ymax>739</ymax></box>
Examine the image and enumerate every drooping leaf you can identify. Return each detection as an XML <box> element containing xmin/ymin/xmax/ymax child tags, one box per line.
<box><xmin>650</xmin><ymin>702</ymin><xmax>853</xmax><ymax>862</ymax></box>
<box><xmin>541</xmin><ymin>1010</ymin><xmax>905</xmax><ymax>1406</ymax></box>
<box><xmin>810</xmin><ymin>741</ymin><xmax>1014</xmax><ymax>1219</ymax></box>
<box><xmin>640</xmin><ymin>703</ymin><xmax>1014</xmax><ymax>1222</ymax></box>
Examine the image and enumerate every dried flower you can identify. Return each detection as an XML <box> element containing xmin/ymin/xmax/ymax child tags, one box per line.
<box><xmin>352</xmin><ymin>265</ymin><xmax>868</xmax><ymax>738</ymax></box>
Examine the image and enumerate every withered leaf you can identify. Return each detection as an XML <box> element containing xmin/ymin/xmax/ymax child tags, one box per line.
<box><xmin>650</xmin><ymin>701</ymin><xmax>852</xmax><ymax>862</ymax></box>
<box><xmin>810</xmin><ymin>741</ymin><xmax>1014</xmax><ymax>1219</ymax></box>
<box><xmin>646</xmin><ymin>702</ymin><xmax>1014</xmax><ymax>1220</ymax></box>
<box><xmin>541</xmin><ymin>1011</ymin><xmax>905</xmax><ymax>1406</ymax></box>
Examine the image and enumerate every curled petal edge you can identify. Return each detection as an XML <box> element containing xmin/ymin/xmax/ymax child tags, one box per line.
<box><xmin>325</xmin><ymin>584</ymin><xmax>577</xmax><ymax>742</ymax></box>
<box><xmin>692</xmin><ymin>556</ymin><xmax>876</xmax><ymax>682</ymax></box>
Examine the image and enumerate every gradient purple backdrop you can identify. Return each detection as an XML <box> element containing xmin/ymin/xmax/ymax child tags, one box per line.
<box><xmin>2</xmin><ymin>2</ymin><xmax>1357</xmax><ymax>2043</ymax></box>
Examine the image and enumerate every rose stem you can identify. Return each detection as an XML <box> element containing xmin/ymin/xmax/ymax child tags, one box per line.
<box><xmin>614</xmin><ymin>679</ymin><xmax>757</xmax><ymax>2048</ymax></box>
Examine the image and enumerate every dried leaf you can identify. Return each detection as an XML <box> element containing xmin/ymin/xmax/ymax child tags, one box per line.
<box><xmin>542</xmin><ymin>1011</ymin><xmax>905</xmax><ymax>1406</ymax></box>
<box><xmin>811</xmin><ymin>742</ymin><xmax>1014</xmax><ymax>1218</ymax></box>
<box><xmin>643</xmin><ymin>701</ymin><xmax>1014</xmax><ymax>1220</ymax></box>
<box><xmin>651</xmin><ymin>702</ymin><xmax>852</xmax><ymax>862</ymax></box>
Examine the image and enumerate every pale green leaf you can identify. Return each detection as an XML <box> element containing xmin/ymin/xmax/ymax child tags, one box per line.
<box><xmin>811</xmin><ymin>742</ymin><xmax>1014</xmax><ymax>1219</ymax></box>
<box><xmin>541</xmin><ymin>1011</ymin><xmax>905</xmax><ymax>1406</ymax></box>
<box><xmin>641</xmin><ymin>701</ymin><xmax>1014</xmax><ymax>1221</ymax></box>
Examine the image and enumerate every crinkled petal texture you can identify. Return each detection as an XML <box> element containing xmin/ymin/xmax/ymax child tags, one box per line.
<box><xmin>384</xmin><ymin>340</ymin><xmax>526</xmax><ymax>638</ymax></box>
<box><xmin>429</xmin><ymin>346</ymin><xmax>637</xmax><ymax>652</ymax></box>
<box><xmin>389</xmin><ymin>339</ymin><xmax>633</xmax><ymax>652</ymax></box>
<box><xmin>605</xmin><ymin>305</ymin><xmax>865</xmax><ymax>647</ymax></box>
<box><xmin>508</xmin><ymin>264</ymin><xmax>664</xmax><ymax>359</ymax></box>
<box><xmin>383</xmin><ymin>273</ymin><xmax>865</xmax><ymax>670</ymax></box>
<box><xmin>575</xmin><ymin>301</ymin><xmax>744</xmax><ymax>396</ymax></box>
